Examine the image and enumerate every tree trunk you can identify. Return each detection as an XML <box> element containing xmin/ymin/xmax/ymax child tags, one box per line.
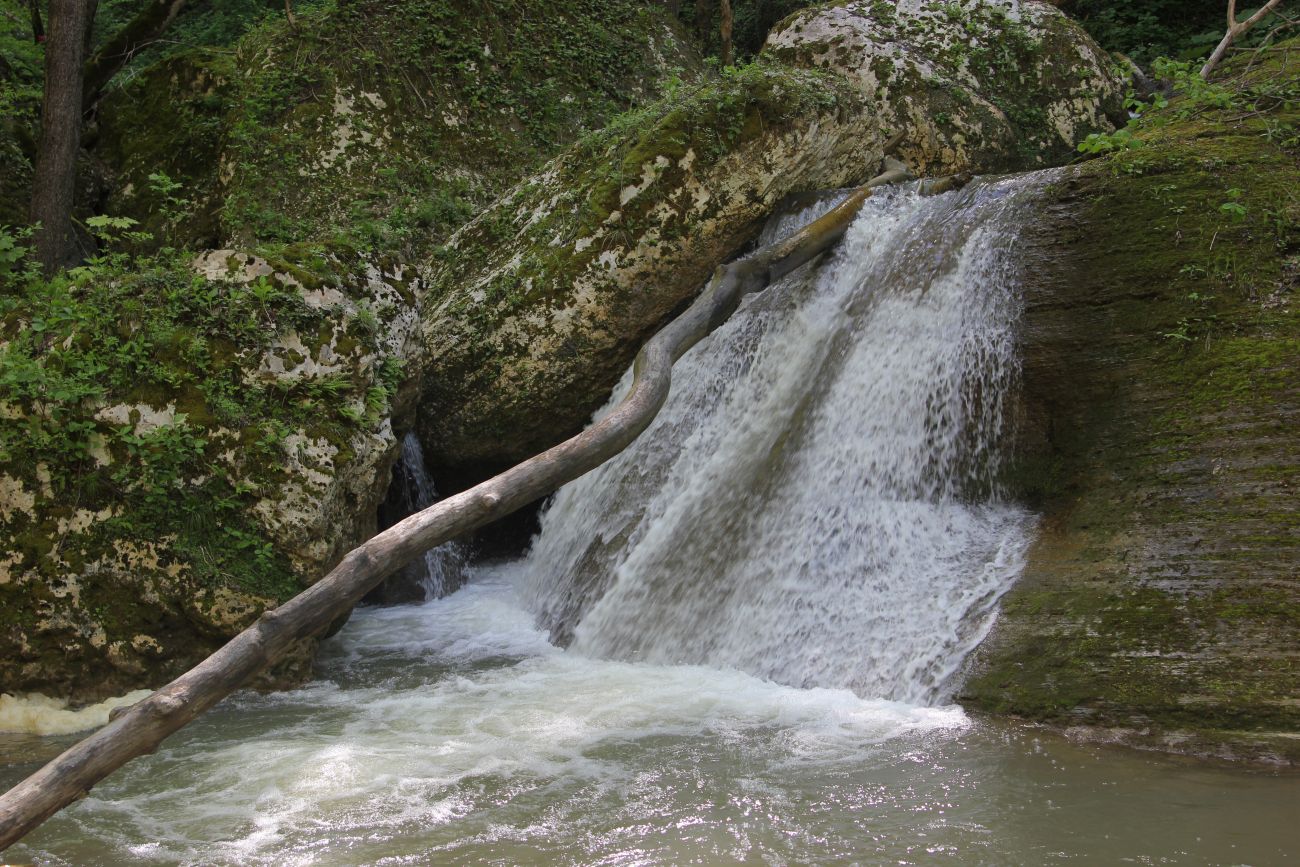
<box><xmin>0</xmin><ymin>146</ymin><xmax>958</xmax><ymax>851</ymax></box>
<box><xmin>82</xmin><ymin>0</ymin><xmax>186</xmax><ymax>109</ymax></box>
<box><xmin>694</xmin><ymin>0</ymin><xmax>714</xmax><ymax>50</ymax></box>
<box><xmin>720</xmin><ymin>0</ymin><xmax>733</xmax><ymax>66</ymax></box>
<box><xmin>30</xmin><ymin>0</ymin><xmax>94</xmax><ymax>274</ymax></box>
<box><xmin>26</xmin><ymin>0</ymin><xmax>44</xmax><ymax>43</ymax></box>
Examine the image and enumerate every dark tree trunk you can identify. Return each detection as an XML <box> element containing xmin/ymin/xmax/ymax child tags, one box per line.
<box><xmin>27</xmin><ymin>0</ymin><xmax>45</xmax><ymax>43</ymax></box>
<box><xmin>82</xmin><ymin>0</ymin><xmax>186</xmax><ymax>109</ymax></box>
<box><xmin>694</xmin><ymin>0</ymin><xmax>714</xmax><ymax>47</ymax></box>
<box><xmin>720</xmin><ymin>0</ymin><xmax>733</xmax><ymax>66</ymax></box>
<box><xmin>30</xmin><ymin>0</ymin><xmax>94</xmax><ymax>274</ymax></box>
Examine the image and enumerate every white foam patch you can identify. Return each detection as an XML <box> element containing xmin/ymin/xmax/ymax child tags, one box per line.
<box><xmin>41</xmin><ymin>570</ymin><xmax>966</xmax><ymax>865</ymax></box>
<box><xmin>0</xmin><ymin>689</ymin><xmax>153</xmax><ymax>735</ymax></box>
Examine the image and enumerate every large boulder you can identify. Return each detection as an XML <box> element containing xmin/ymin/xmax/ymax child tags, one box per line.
<box><xmin>418</xmin><ymin>0</ymin><xmax>1125</xmax><ymax>479</ymax></box>
<box><xmin>764</xmin><ymin>0</ymin><xmax>1127</xmax><ymax>175</ymax></box>
<box><xmin>0</xmin><ymin>0</ymin><xmax>704</xmax><ymax>702</ymax></box>
<box><xmin>93</xmin><ymin>0</ymin><xmax>704</xmax><ymax>256</ymax></box>
<box><xmin>0</xmin><ymin>247</ymin><xmax>423</xmax><ymax>699</ymax></box>
<box><xmin>418</xmin><ymin>63</ymin><xmax>878</xmax><ymax>479</ymax></box>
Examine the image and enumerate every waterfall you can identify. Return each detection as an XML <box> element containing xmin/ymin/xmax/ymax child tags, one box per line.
<box><xmin>376</xmin><ymin>432</ymin><xmax>468</xmax><ymax>601</ymax></box>
<box><xmin>522</xmin><ymin>176</ymin><xmax>1044</xmax><ymax>704</ymax></box>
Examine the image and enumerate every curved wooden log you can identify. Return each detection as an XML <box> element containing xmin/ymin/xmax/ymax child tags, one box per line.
<box><xmin>0</xmin><ymin>156</ymin><xmax>960</xmax><ymax>851</ymax></box>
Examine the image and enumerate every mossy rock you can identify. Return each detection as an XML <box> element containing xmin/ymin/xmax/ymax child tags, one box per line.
<box><xmin>763</xmin><ymin>0</ymin><xmax>1126</xmax><ymax>175</ymax></box>
<box><xmin>962</xmin><ymin>43</ymin><xmax>1300</xmax><ymax>764</ymax></box>
<box><xmin>417</xmin><ymin>60</ymin><xmax>880</xmax><ymax>481</ymax></box>
<box><xmin>0</xmin><ymin>246</ymin><xmax>423</xmax><ymax>700</ymax></box>
<box><xmin>93</xmin><ymin>0</ymin><xmax>705</xmax><ymax>258</ymax></box>
<box><xmin>416</xmin><ymin>2</ymin><xmax>1127</xmax><ymax>482</ymax></box>
<box><xmin>95</xmin><ymin>48</ymin><xmax>236</xmax><ymax>250</ymax></box>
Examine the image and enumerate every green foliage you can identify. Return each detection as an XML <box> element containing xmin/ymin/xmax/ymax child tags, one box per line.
<box><xmin>1086</xmin><ymin>48</ymin><xmax>1300</xmax><ymax>164</ymax></box>
<box><xmin>1066</xmin><ymin>0</ymin><xmax>1286</xmax><ymax>64</ymax></box>
<box><xmin>0</xmin><ymin>0</ymin><xmax>43</xmax><ymax>224</ymax></box>
<box><xmin>90</xmin><ymin>0</ymin><xmax>330</xmax><ymax>90</ymax></box>
<box><xmin>1220</xmin><ymin>187</ymin><xmax>1248</xmax><ymax>220</ymax></box>
<box><xmin>674</xmin><ymin>0</ymin><xmax>819</xmax><ymax>63</ymax></box>
<box><xmin>1077</xmin><ymin>126</ymin><xmax>1144</xmax><ymax>154</ymax></box>
<box><xmin>0</xmin><ymin>0</ymin><xmax>42</xmax><ymax>114</ymax></box>
<box><xmin>217</xmin><ymin>0</ymin><xmax>696</xmax><ymax>256</ymax></box>
<box><xmin>0</xmin><ymin>238</ymin><xmax>400</xmax><ymax>599</ymax></box>
<box><xmin>0</xmin><ymin>224</ymin><xmax>34</xmax><ymax>280</ymax></box>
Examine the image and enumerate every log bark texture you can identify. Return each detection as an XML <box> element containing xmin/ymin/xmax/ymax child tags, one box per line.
<box><xmin>1200</xmin><ymin>0</ymin><xmax>1286</xmax><ymax>78</ymax></box>
<box><xmin>0</xmin><ymin>159</ymin><xmax>940</xmax><ymax>851</ymax></box>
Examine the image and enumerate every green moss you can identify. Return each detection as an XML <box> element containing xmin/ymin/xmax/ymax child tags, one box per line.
<box><xmin>207</xmin><ymin>0</ymin><xmax>702</xmax><ymax>257</ymax></box>
<box><xmin>0</xmin><ymin>245</ymin><xmax>402</xmax><ymax>608</ymax></box>
<box><xmin>966</xmin><ymin>42</ymin><xmax>1300</xmax><ymax>756</ymax></box>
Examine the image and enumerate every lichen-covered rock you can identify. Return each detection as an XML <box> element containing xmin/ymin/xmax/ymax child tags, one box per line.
<box><xmin>93</xmin><ymin>0</ymin><xmax>703</xmax><ymax>256</ymax></box>
<box><xmin>417</xmin><ymin>3</ymin><xmax>1125</xmax><ymax>478</ymax></box>
<box><xmin>0</xmin><ymin>247</ymin><xmax>423</xmax><ymax>699</ymax></box>
<box><xmin>764</xmin><ymin>0</ymin><xmax>1126</xmax><ymax>174</ymax></box>
<box><xmin>418</xmin><ymin>63</ymin><xmax>880</xmax><ymax>477</ymax></box>
<box><xmin>962</xmin><ymin>45</ymin><xmax>1300</xmax><ymax>764</ymax></box>
<box><xmin>2</xmin><ymin>0</ymin><xmax>705</xmax><ymax>702</ymax></box>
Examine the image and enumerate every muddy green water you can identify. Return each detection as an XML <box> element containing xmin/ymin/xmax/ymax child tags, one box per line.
<box><xmin>1</xmin><ymin>566</ymin><xmax>1295</xmax><ymax>866</ymax></box>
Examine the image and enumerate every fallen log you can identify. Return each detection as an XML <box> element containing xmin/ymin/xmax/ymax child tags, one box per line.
<box><xmin>0</xmin><ymin>155</ymin><xmax>954</xmax><ymax>851</ymax></box>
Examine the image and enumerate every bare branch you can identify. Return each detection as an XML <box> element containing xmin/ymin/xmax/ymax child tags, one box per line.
<box><xmin>1201</xmin><ymin>0</ymin><xmax>1286</xmax><ymax>78</ymax></box>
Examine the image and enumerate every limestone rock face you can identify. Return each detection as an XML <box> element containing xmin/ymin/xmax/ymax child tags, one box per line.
<box><xmin>764</xmin><ymin>0</ymin><xmax>1125</xmax><ymax>175</ymax></box>
<box><xmin>418</xmin><ymin>2</ymin><xmax>1125</xmax><ymax>478</ymax></box>
<box><xmin>418</xmin><ymin>65</ymin><xmax>881</xmax><ymax>479</ymax></box>
<box><xmin>962</xmin><ymin>44</ymin><xmax>1300</xmax><ymax>763</ymax></box>
<box><xmin>0</xmin><ymin>251</ymin><xmax>423</xmax><ymax>700</ymax></box>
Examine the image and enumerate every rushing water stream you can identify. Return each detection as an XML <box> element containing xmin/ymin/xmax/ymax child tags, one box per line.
<box><xmin>1</xmin><ymin>177</ymin><xmax>1294</xmax><ymax>865</ymax></box>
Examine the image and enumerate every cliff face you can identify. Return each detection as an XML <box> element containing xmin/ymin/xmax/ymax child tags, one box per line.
<box><xmin>963</xmin><ymin>45</ymin><xmax>1300</xmax><ymax>764</ymax></box>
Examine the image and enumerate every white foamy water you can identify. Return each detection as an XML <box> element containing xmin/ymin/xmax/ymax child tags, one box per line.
<box><xmin>382</xmin><ymin>432</ymin><xmax>468</xmax><ymax>600</ymax></box>
<box><xmin>0</xmin><ymin>690</ymin><xmax>153</xmax><ymax>736</ymax></box>
<box><xmin>7</xmin><ymin>565</ymin><xmax>965</xmax><ymax>867</ymax></box>
<box><xmin>525</xmin><ymin>179</ymin><xmax>1039</xmax><ymax>703</ymax></box>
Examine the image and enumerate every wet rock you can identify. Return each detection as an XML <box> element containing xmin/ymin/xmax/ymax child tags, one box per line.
<box><xmin>418</xmin><ymin>2</ymin><xmax>1124</xmax><ymax>479</ymax></box>
<box><xmin>963</xmin><ymin>44</ymin><xmax>1300</xmax><ymax>764</ymax></box>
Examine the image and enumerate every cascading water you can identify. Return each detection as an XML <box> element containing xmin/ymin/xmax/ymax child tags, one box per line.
<box><xmin>525</xmin><ymin>177</ymin><xmax>1039</xmax><ymax>703</ymax></box>
<box><xmin>375</xmin><ymin>432</ymin><xmax>468</xmax><ymax>601</ymax></box>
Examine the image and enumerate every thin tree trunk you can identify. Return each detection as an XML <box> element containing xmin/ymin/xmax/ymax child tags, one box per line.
<box><xmin>30</xmin><ymin>0</ymin><xmax>94</xmax><ymax>274</ymax></box>
<box><xmin>695</xmin><ymin>0</ymin><xmax>714</xmax><ymax>51</ymax></box>
<box><xmin>720</xmin><ymin>0</ymin><xmax>733</xmax><ymax>66</ymax></box>
<box><xmin>82</xmin><ymin>0</ymin><xmax>186</xmax><ymax>109</ymax></box>
<box><xmin>27</xmin><ymin>0</ymin><xmax>44</xmax><ymax>43</ymax></box>
<box><xmin>0</xmin><ymin>143</ymin><xmax>952</xmax><ymax>851</ymax></box>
